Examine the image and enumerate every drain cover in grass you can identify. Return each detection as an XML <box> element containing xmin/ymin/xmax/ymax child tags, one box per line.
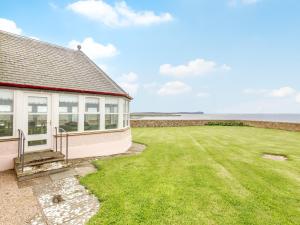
<box><xmin>262</xmin><ymin>153</ymin><xmax>287</xmax><ymax>161</ymax></box>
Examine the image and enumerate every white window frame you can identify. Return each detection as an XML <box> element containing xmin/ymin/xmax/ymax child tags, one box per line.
<box><xmin>58</xmin><ymin>94</ymin><xmax>79</xmax><ymax>132</ymax></box>
<box><xmin>123</xmin><ymin>99</ymin><xmax>130</xmax><ymax>128</ymax></box>
<box><xmin>84</xmin><ymin>96</ymin><xmax>101</xmax><ymax>131</ymax></box>
<box><xmin>0</xmin><ymin>90</ymin><xmax>130</xmax><ymax>142</ymax></box>
<box><xmin>0</xmin><ymin>89</ymin><xmax>15</xmax><ymax>139</ymax></box>
<box><xmin>105</xmin><ymin>97</ymin><xmax>119</xmax><ymax>130</ymax></box>
<box><xmin>24</xmin><ymin>92</ymin><xmax>52</xmax><ymax>151</ymax></box>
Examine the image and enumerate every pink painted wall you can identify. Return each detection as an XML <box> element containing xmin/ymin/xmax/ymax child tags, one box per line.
<box><xmin>0</xmin><ymin>129</ymin><xmax>132</xmax><ymax>171</ymax></box>
<box><xmin>0</xmin><ymin>140</ymin><xmax>18</xmax><ymax>171</ymax></box>
<box><xmin>59</xmin><ymin>129</ymin><xmax>132</xmax><ymax>159</ymax></box>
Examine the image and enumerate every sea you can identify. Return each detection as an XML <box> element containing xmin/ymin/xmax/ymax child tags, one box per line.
<box><xmin>132</xmin><ymin>114</ymin><xmax>300</xmax><ymax>123</ymax></box>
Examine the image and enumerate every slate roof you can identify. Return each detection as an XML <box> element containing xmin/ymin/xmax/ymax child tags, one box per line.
<box><xmin>0</xmin><ymin>30</ymin><xmax>130</xmax><ymax>98</ymax></box>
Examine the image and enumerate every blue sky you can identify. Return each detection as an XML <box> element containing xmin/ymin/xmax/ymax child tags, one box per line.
<box><xmin>1</xmin><ymin>0</ymin><xmax>300</xmax><ymax>113</ymax></box>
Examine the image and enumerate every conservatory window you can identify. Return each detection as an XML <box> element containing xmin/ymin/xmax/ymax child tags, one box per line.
<box><xmin>105</xmin><ymin>98</ymin><xmax>119</xmax><ymax>129</ymax></box>
<box><xmin>0</xmin><ymin>90</ymin><xmax>14</xmax><ymax>137</ymax></box>
<box><xmin>28</xmin><ymin>96</ymin><xmax>48</xmax><ymax>135</ymax></box>
<box><xmin>59</xmin><ymin>95</ymin><xmax>78</xmax><ymax>132</ymax></box>
<box><xmin>84</xmin><ymin>97</ymin><xmax>100</xmax><ymax>131</ymax></box>
<box><xmin>123</xmin><ymin>100</ymin><xmax>129</xmax><ymax>127</ymax></box>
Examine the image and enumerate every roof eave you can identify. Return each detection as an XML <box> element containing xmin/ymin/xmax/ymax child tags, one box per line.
<box><xmin>0</xmin><ymin>82</ymin><xmax>133</xmax><ymax>100</ymax></box>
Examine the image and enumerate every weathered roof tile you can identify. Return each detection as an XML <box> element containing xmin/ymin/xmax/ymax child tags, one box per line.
<box><xmin>0</xmin><ymin>30</ymin><xmax>128</xmax><ymax>97</ymax></box>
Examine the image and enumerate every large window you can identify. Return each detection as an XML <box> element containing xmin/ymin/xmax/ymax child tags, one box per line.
<box><xmin>105</xmin><ymin>98</ymin><xmax>119</xmax><ymax>129</ymax></box>
<box><xmin>0</xmin><ymin>90</ymin><xmax>13</xmax><ymax>137</ymax></box>
<box><xmin>59</xmin><ymin>95</ymin><xmax>78</xmax><ymax>132</ymax></box>
<box><xmin>123</xmin><ymin>100</ymin><xmax>129</xmax><ymax>127</ymax></box>
<box><xmin>84</xmin><ymin>97</ymin><xmax>100</xmax><ymax>131</ymax></box>
<box><xmin>28</xmin><ymin>96</ymin><xmax>48</xmax><ymax>135</ymax></box>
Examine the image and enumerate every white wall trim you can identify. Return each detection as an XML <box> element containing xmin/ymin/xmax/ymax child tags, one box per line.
<box><xmin>0</xmin><ymin>88</ymin><xmax>131</xmax><ymax>145</ymax></box>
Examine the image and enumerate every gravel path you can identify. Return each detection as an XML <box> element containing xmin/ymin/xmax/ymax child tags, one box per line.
<box><xmin>0</xmin><ymin>170</ymin><xmax>40</xmax><ymax>225</ymax></box>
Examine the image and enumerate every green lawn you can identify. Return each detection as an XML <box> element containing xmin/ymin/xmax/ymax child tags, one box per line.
<box><xmin>81</xmin><ymin>126</ymin><xmax>300</xmax><ymax>225</ymax></box>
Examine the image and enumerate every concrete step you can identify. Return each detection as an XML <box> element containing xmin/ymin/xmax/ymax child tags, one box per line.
<box><xmin>15</xmin><ymin>157</ymin><xmax>65</xmax><ymax>168</ymax></box>
<box><xmin>16</xmin><ymin>161</ymin><xmax>70</xmax><ymax>181</ymax></box>
<box><xmin>14</xmin><ymin>150</ymin><xmax>65</xmax><ymax>167</ymax></box>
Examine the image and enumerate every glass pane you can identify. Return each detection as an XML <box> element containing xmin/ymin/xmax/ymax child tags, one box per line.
<box><xmin>59</xmin><ymin>95</ymin><xmax>78</xmax><ymax>113</ymax></box>
<box><xmin>106</xmin><ymin>97</ymin><xmax>118</xmax><ymax>104</ymax></box>
<box><xmin>105</xmin><ymin>114</ymin><xmax>118</xmax><ymax>129</ymax></box>
<box><xmin>59</xmin><ymin>114</ymin><xmax>78</xmax><ymax>132</ymax></box>
<box><xmin>123</xmin><ymin>114</ymin><xmax>128</xmax><ymax>127</ymax></box>
<box><xmin>28</xmin><ymin>97</ymin><xmax>47</xmax><ymax>113</ymax></box>
<box><xmin>0</xmin><ymin>115</ymin><xmax>13</xmax><ymax>137</ymax></box>
<box><xmin>28</xmin><ymin>115</ymin><xmax>47</xmax><ymax>135</ymax></box>
<box><xmin>84</xmin><ymin>114</ymin><xmax>100</xmax><ymax>131</ymax></box>
<box><xmin>28</xmin><ymin>139</ymin><xmax>47</xmax><ymax>146</ymax></box>
<box><xmin>123</xmin><ymin>114</ymin><xmax>126</xmax><ymax>127</ymax></box>
<box><xmin>105</xmin><ymin>104</ymin><xmax>118</xmax><ymax>114</ymax></box>
<box><xmin>0</xmin><ymin>90</ymin><xmax>13</xmax><ymax>113</ymax></box>
<box><xmin>85</xmin><ymin>98</ymin><xmax>99</xmax><ymax>113</ymax></box>
<box><xmin>123</xmin><ymin>101</ymin><xmax>129</xmax><ymax>114</ymax></box>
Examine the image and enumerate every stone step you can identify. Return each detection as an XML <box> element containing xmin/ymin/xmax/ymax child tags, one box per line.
<box><xmin>16</xmin><ymin>161</ymin><xmax>70</xmax><ymax>181</ymax></box>
<box><xmin>14</xmin><ymin>150</ymin><xmax>65</xmax><ymax>167</ymax></box>
<box><xmin>15</xmin><ymin>157</ymin><xmax>65</xmax><ymax>168</ymax></box>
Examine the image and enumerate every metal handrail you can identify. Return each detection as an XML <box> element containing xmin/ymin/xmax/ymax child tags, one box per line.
<box><xmin>55</xmin><ymin>127</ymin><xmax>69</xmax><ymax>164</ymax></box>
<box><xmin>18</xmin><ymin>129</ymin><xmax>26</xmax><ymax>172</ymax></box>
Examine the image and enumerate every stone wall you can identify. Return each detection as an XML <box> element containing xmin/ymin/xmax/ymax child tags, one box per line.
<box><xmin>130</xmin><ymin>120</ymin><xmax>300</xmax><ymax>132</ymax></box>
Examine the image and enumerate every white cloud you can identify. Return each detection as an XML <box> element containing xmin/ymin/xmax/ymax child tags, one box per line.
<box><xmin>119</xmin><ymin>72</ymin><xmax>138</xmax><ymax>83</ymax></box>
<box><xmin>243</xmin><ymin>86</ymin><xmax>300</xmax><ymax>107</ymax></box>
<box><xmin>67</xmin><ymin>0</ymin><xmax>173</xmax><ymax>27</ymax></box>
<box><xmin>68</xmin><ymin>37</ymin><xmax>118</xmax><ymax>60</ymax></box>
<box><xmin>0</xmin><ymin>18</ymin><xmax>22</xmax><ymax>34</ymax></box>
<box><xmin>296</xmin><ymin>94</ymin><xmax>300</xmax><ymax>103</ymax></box>
<box><xmin>117</xmin><ymin>72</ymin><xmax>139</xmax><ymax>96</ymax></box>
<box><xmin>157</xmin><ymin>81</ymin><xmax>191</xmax><ymax>96</ymax></box>
<box><xmin>159</xmin><ymin>58</ymin><xmax>230</xmax><ymax>78</ymax></box>
<box><xmin>196</xmin><ymin>92</ymin><xmax>210</xmax><ymax>98</ymax></box>
<box><xmin>269</xmin><ymin>86</ymin><xmax>296</xmax><ymax>97</ymax></box>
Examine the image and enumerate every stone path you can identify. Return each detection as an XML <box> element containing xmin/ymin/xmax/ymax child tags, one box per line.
<box><xmin>30</xmin><ymin>176</ymin><xmax>99</xmax><ymax>225</ymax></box>
<box><xmin>27</xmin><ymin>162</ymin><xmax>99</xmax><ymax>225</ymax></box>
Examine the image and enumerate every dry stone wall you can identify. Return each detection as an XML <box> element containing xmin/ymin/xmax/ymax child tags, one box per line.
<box><xmin>130</xmin><ymin>120</ymin><xmax>300</xmax><ymax>132</ymax></box>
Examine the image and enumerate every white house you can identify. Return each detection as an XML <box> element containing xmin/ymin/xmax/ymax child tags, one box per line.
<box><xmin>0</xmin><ymin>30</ymin><xmax>132</xmax><ymax>176</ymax></box>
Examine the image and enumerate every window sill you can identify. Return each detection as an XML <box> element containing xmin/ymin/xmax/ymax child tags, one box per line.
<box><xmin>0</xmin><ymin>137</ymin><xmax>18</xmax><ymax>142</ymax></box>
<box><xmin>54</xmin><ymin>126</ymin><xmax>130</xmax><ymax>137</ymax></box>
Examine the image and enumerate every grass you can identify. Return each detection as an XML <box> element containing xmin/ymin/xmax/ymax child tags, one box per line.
<box><xmin>81</xmin><ymin>126</ymin><xmax>300</xmax><ymax>225</ymax></box>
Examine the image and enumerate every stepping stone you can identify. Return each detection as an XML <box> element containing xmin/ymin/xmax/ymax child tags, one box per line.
<box><xmin>31</xmin><ymin>177</ymin><xmax>99</xmax><ymax>225</ymax></box>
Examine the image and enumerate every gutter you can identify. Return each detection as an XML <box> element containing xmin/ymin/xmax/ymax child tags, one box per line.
<box><xmin>0</xmin><ymin>82</ymin><xmax>133</xmax><ymax>100</ymax></box>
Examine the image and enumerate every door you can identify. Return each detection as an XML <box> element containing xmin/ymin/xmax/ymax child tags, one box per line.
<box><xmin>24</xmin><ymin>93</ymin><xmax>52</xmax><ymax>152</ymax></box>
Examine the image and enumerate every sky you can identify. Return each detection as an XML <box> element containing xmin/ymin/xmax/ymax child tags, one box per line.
<box><xmin>1</xmin><ymin>0</ymin><xmax>300</xmax><ymax>113</ymax></box>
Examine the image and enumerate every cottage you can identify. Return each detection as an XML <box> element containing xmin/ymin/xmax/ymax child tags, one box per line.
<box><xmin>0</xmin><ymin>31</ymin><xmax>132</xmax><ymax>176</ymax></box>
